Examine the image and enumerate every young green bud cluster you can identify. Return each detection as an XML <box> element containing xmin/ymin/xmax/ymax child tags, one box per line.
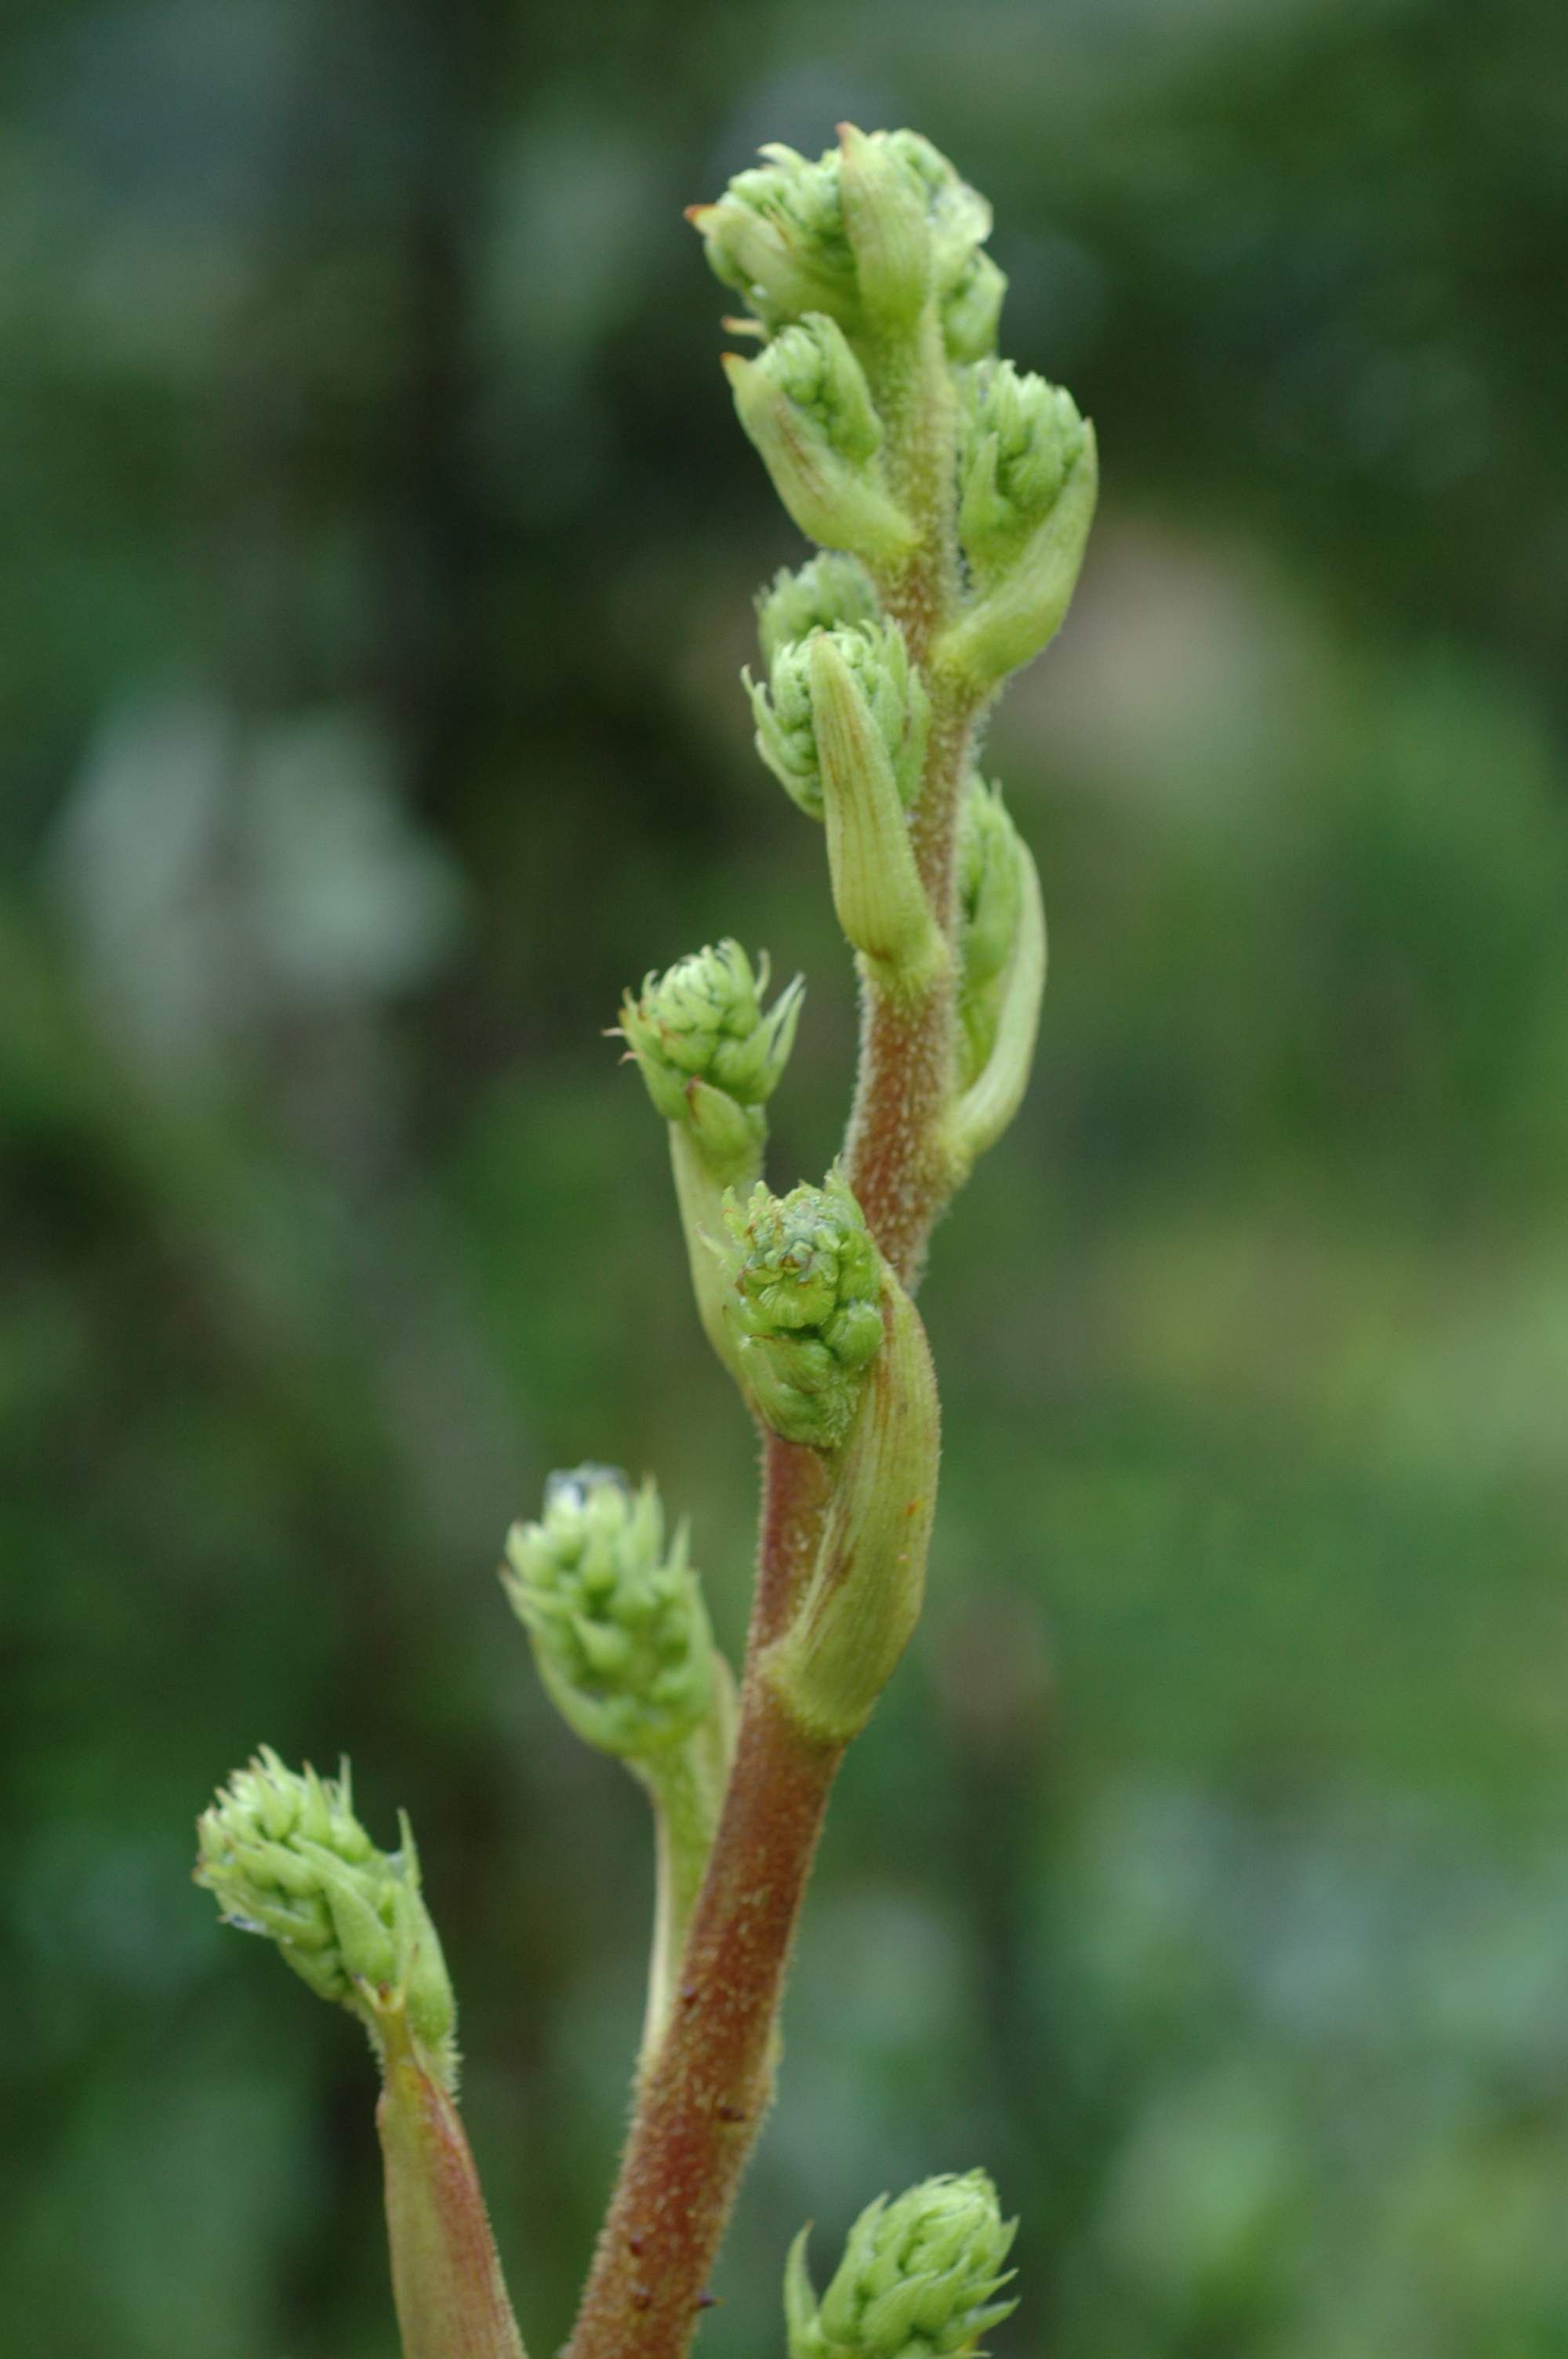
<box><xmin>959</xmin><ymin>360</ymin><xmax>1089</xmax><ymax>578</ymax></box>
<box><xmin>760</xmin><ymin>313</ymin><xmax>883</xmax><ymax>462</ymax></box>
<box><xmin>749</xmin><ymin>620</ymin><xmax>928</xmax><ymax>821</ymax></box>
<box><xmin>720</xmin><ymin>1170</ymin><xmax>885</xmax><ymax>1449</ymax></box>
<box><xmin>786</xmin><ymin>2172</ymin><xmax>1018</xmax><ymax>2359</ymax></box>
<box><xmin>689</xmin><ymin>143</ymin><xmax>858</xmax><ymax>333</ymax></box>
<box><xmin>619</xmin><ymin>940</ymin><xmax>802</xmax><ymax>1185</ymax></box>
<box><xmin>956</xmin><ymin>780</ymin><xmax>1025</xmax><ymax>1088</ymax></box>
<box><xmin>940</xmin><ymin>362</ymin><xmax>1098</xmax><ymax>692</ymax></box>
<box><xmin>196</xmin><ymin>1750</ymin><xmax>457</xmax><ymax>2087</ymax></box>
<box><xmin>690</xmin><ymin>129</ymin><xmax>993</xmax><ymax>343</ymax></box>
<box><xmin>503</xmin><ymin>1467</ymin><xmax>717</xmax><ymax>1761</ymax></box>
<box><xmin>724</xmin><ymin>318</ymin><xmax>916</xmax><ymax>568</ymax></box>
<box><xmin>757</xmin><ymin>554</ymin><xmax>880</xmax><ymax>668</ymax></box>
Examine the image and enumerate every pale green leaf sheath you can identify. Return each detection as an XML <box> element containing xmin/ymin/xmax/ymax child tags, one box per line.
<box><xmin>619</xmin><ymin>940</ymin><xmax>802</xmax><ymax>1383</ymax></box>
<box><xmin>502</xmin><ymin>1467</ymin><xmax>735</xmax><ymax>2063</ymax></box>
<box><xmin>716</xmin><ymin>1172</ymin><xmax>940</xmax><ymax>1743</ymax></box>
<box><xmin>786</xmin><ymin>2172</ymin><xmax>1018</xmax><ymax>2359</ymax></box>
<box><xmin>195</xmin><ymin>1754</ymin><xmax>524</xmax><ymax>2359</ymax></box>
<box><xmin>942</xmin><ymin>776</ymin><xmax>1047</xmax><ymax>1178</ymax></box>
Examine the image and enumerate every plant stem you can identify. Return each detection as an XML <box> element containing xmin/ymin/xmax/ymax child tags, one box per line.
<box><xmin>568</xmin><ymin>294</ymin><xmax>965</xmax><ymax>2359</ymax></box>
<box><xmin>638</xmin><ymin>1663</ymin><xmax>738</xmax><ymax>2065</ymax></box>
<box><xmin>846</xmin><ymin>313</ymin><xmax>978</xmax><ymax>1284</ymax></box>
<box><xmin>567</xmin><ymin>1671</ymin><xmax>841</xmax><ymax>2359</ymax></box>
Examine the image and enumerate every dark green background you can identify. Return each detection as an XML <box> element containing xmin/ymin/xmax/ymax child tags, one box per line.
<box><xmin>5</xmin><ymin>1</ymin><xmax>1567</xmax><ymax>2353</ymax></box>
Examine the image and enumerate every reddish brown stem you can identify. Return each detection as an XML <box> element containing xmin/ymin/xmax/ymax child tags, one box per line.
<box><xmin>567</xmin><ymin>1679</ymin><xmax>842</xmax><ymax>2359</ymax></box>
<box><xmin>753</xmin><ymin>1431</ymin><xmax>833</xmax><ymax>1643</ymax></box>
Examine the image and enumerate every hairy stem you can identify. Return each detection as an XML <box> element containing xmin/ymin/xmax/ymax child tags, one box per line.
<box><xmin>568</xmin><ymin>296</ymin><xmax>964</xmax><ymax>2359</ymax></box>
<box><xmin>845</xmin><ymin>314</ymin><xmax>980</xmax><ymax>1284</ymax></box>
<box><xmin>568</xmin><ymin>1675</ymin><xmax>841</xmax><ymax>2359</ymax></box>
<box><xmin>379</xmin><ymin>2018</ymin><xmax>528</xmax><ymax>2359</ymax></box>
<box><xmin>638</xmin><ymin>1662</ymin><xmax>738</xmax><ymax>2066</ymax></box>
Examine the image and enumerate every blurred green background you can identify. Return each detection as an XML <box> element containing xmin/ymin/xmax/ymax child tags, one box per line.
<box><xmin>5</xmin><ymin>0</ymin><xmax>1568</xmax><ymax>2353</ymax></box>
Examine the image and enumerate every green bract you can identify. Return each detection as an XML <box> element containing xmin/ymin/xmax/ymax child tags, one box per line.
<box><xmin>757</xmin><ymin>554</ymin><xmax>880</xmax><ymax>669</ymax></box>
<box><xmin>720</xmin><ymin>1171</ymin><xmax>885</xmax><ymax>1449</ymax></box>
<box><xmin>749</xmin><ymin>620</ymin><xmax>928</xmax><ymax>821</ymax></box>
<box><xmin>503</xmin><ymin>1467</ymin><xmax>716</xmax><ymax>1759</ymax></box>
<box><xmin>956</xmin><ymin>780</ymin><xmax>1025</xmax><ymax>1088</ymax></box>
<box><xmin>786</xmin><ymin>2172</ymin><xmax>1018</xmax><ymax>2359</ymax></box>
<box><xmin>196</xmin><ymin>1750</ymin><xmax>457</xmax><ymax>2086</ymax></box>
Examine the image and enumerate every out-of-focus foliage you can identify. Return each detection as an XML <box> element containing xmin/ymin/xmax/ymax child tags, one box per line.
<box><xmin>3</xmin><ymin>2</ymin><xmax>1566</xmax><ymax>2354</ymax></box>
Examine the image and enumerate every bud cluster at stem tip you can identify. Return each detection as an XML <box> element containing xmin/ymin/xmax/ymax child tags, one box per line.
<box><xmin>619</xmin><ymin>940</ymin><xmax>802</xmax><ymax>1183</ymax></box>
<box><xmin>503</xmin><ymin>1467</ymin><xmax>716</xmax><ymax>1761</ymax></box>
<box><xmin>786</xmin><ymin>2171</ymin><xmax>1018</xmax><ymax>2359</ymax></box>
<box><xmin>720</xmin><ymin>1169</ymin><xmax>885</xmax><ymax>1450</ymax></box>
<box><xmin>689</xmin><ymin>129</ymin><xmax>997</xmax><ymax>355</ymax></box>
<box><xmin>195</xmin><ymin>1750</ymin><xmax>458</xmax><ymax>2088</ymax></box>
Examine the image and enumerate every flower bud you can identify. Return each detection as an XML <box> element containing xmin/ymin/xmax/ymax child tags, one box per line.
<box><xmin>689</xmin><ymin>132</ymin><xmax>990</xmax><ymax>340</ymax></box>
<box><xmin>688</xmin><ymin>143</ymin><xmax>859</xmax><ymax>333</ymax></box>
<box><xmin>757</xmin><ymin>554</ymin><xmax>879</xmax><ymax>670</ymax></box>
<box><xmin>959</xmin><ymin>361</ymin><xmax>1088</xmax><ymax>579</ymax></box>
<box><xmin>195</xmin><ymin>1750</ymin><xmax>457</xmax><ymax>2087</ymax></box>
<box><xmin>724</xmin><ymin>322</ymin><xmax>917</xmax><ymax>569</ymax></box>
<box><xmin>837</xmin><ymin>122</ymin><xmax>932</xmax><ymax>329</ymax></box>
<box><xmin>956</xmin><ymin>779</ymin><xmax>1025</xmax><ymax>1088</ymax></box>
<box><xmin>619</xmin><ymin>940</ymin><xmax>803</xmax><ymax>1186</ymax></box>
<box><xmin>941</xmin><ymin>250</ymin><xmax>1007</xmax><ymax>364</ymax></box>
<box><xmin>749</xmin><ymin>620</ymin><xmax>928</xmax><ymax>821</ymax></box>
<box><xmin>719</xmin><ymin>1170</ymin><xmax>885</xmax><ymax>1450</ymax></box>
<box><xmin>503</xmin><ymin>1467</ymin><xmax>717</xmax><ymax>1761</ymax></box>
<box><xmin>786</xmin><ymin>2172</ymin><xmax>1018</xmax><ymax>2359</ymax></box>
<box><xmin>938</xmin><ymin>418</ymin><xmax>1098</xmax><ymax>692</ymax></box>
